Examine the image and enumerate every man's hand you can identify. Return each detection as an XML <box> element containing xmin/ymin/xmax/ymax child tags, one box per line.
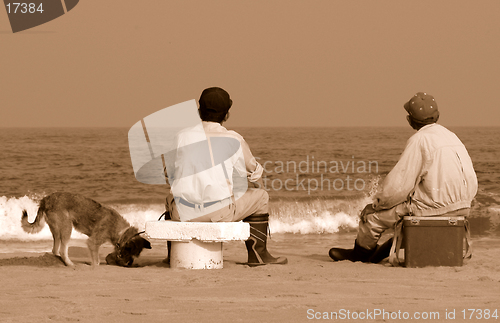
<box><xmin>248</xmin><ymin>178</ymin><xmax>264</xmax><ymax>189</ymax></box>
<box><xmin>359</xmin><ymin>203</ymin><xmax>376</xmax><ymax>223</ymax></box>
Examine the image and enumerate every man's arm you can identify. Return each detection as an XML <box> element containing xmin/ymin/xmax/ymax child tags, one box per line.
<box><xmin>373</xmin><ymin>135</ymin><xmax>425</xmax><ymax>211</ymax></box>
<box><xmin>239</xmin><ymin>137</ymin><xmax>264</xmax><ymax>183</ymax></box>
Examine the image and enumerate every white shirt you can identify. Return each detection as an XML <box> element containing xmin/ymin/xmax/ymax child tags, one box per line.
<box><xmin>167</xmin><ymin>121</ymin><xmax>263</xmax><ymax>206</ymax></box>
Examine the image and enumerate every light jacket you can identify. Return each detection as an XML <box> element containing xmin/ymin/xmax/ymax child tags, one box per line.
<box><xmin>373</xmin><ymin>123</ymin><xmax>478</xmax><ymax>216</ymax></box>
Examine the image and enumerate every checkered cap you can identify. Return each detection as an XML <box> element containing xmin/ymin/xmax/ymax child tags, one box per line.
<box><xmin>404</xmin><ymin>92</ymin><xmax>439</xmax><ymax>122</ymax></box>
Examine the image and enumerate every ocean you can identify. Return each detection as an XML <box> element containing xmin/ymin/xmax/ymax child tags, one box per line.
<box><xmin>1</xmin><ymin>126</ymin><xmax>499</xmax><ymax>245</ymax></box>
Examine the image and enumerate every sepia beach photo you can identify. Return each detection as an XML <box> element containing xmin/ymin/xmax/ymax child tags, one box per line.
<box><xmin>1</xmin><ymin>1</ymin><xmax>500</xmax><ymax>322</ymax></box>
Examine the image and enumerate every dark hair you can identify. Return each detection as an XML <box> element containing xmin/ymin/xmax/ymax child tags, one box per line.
<box><xmin>198</xmin><ymin>108</ymin><xmax>227</xmax><ymax>123</ymax></box>
<box><xmin>408</xmin><ymin>115</ymin><xmax>437</xmax><ymax>130</ymax></box>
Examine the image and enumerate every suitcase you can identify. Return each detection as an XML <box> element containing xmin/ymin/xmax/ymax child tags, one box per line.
<box><xmin>403</xmin><ymin>216</ymin><xmax>465</xmax><ymax>267</ymax></box>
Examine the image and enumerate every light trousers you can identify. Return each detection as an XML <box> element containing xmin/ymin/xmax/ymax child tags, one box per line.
<box><xmin>356</xmin><ymin>203</ymin><xmax>409</xmax><ymax>250</ymax></box>
<box><xmin>167</xmin><ymin>188</ymin><xmax>269</xmax><ymax>222</ymax></box>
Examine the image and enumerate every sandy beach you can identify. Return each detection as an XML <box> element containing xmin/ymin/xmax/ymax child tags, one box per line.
<box><xmin>2</xmin><ymin>0</ymin><xmax>500</xmax><ymax>322</ymax></box>
<box><xmin>1</xmin><ymin>233</ymin><xmax>499</xmax><ymax>323</ymax></box>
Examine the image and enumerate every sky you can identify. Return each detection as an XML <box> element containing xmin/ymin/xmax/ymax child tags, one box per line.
<box><xmin>1</xmin><ymin>0</ymin><xmax>499</xmax><ymax>128</ymax></box>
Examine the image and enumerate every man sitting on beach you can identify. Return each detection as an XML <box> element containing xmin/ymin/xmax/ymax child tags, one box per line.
<box><xmin>164</xmin><ymin>87</ymin><xmax>287</xmax><ymax>266</ymax></box>
<box><xmin>329</xmin><ymin>92</ymin><xmax>478</xmax><ymax>263</ymax></box>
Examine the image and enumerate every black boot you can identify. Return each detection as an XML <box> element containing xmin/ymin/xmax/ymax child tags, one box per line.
<box><xmin>329</xmin><ymin>240</ymin><xmax>375</xmax><ymax>262</ymax></box>
<box><xmin>244</xmin><ymin>214</ymin><xmax>288</xmax><ymax>267</ymax></box>
<box><xmin>368</xmin><ymin>238</ymin><xmax>393</xmax><ymax>263</ymax></box>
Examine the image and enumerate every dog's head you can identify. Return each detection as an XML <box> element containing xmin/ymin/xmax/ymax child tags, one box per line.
<box><xmin>106</xmin><ymin>227</ymin><xmax>151</xmax><ymax>267</ymax></box>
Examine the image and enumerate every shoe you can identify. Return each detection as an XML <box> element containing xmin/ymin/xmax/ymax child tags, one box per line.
<box><xmin>368</xmin><ymin>238</ymin><xmax>393</xmax><ymax>263</ymax></box>
<box><xmin>244</xmin><ymin>214</ymin><xmax>288</xmax><ymax>267</ymax></box>
<box><xmin>329</xmin><ymin>240</ymin><xmax>375</xmax><ymax>262</ymax></box>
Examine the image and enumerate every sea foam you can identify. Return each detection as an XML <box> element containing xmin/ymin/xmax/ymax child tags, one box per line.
<box><xmin>1</xmin><ymin>195</ymin><xmax>369</xmax><ymax>241</ymax></box>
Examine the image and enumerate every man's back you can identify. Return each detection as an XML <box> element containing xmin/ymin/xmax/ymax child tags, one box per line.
<box><xmin>409</xmin><ymin>123</ymin><xmax>478</xmax><ymax>215</ymax></box>
<box><xmin>170</xmin><ymin>122</ymin><xmax>247</xmax><ymax>205</ymax></box>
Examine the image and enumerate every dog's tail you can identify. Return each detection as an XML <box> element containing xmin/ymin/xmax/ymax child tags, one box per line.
<box><xmin>21</xmin><ymin>200</ymin><xmax>46</xmax><ymax>234</ymax></box>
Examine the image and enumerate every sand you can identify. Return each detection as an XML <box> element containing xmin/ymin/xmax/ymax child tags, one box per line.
<box><xmin>1</xmin><ymin>233</ymin><xmax>499</xmax><ymax>323</ymax></box>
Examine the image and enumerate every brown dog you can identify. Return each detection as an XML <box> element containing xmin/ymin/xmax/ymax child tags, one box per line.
<box><xmin>21</xmin><ymin>192</ymin><xmax>151</xmax><ymax>266</ymax></box>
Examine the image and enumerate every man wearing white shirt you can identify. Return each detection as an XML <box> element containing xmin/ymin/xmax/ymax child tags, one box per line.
<box><xmin>329</xmin><ymin>92</ymin><xmax>478</xmax><ymax>263</ymax></box>
<box><xmin>164</xmin><ymin>87</ymin><xmax>287</xmax><ymax>266</ymax></box>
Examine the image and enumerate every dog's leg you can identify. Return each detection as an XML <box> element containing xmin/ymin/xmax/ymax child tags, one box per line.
<box><xmin>60</xmin><ymin>243</ymin><xmax>74</xmax><ymax>266</ymax></box>
<box><xmin>87</xmin><ymin>238</ymin><xmax>101</xmax><ymax>266</ymax></box>
<box><xmin>59</xmin><ymin>213</ymin><xmax>75</xmax><ymax>266</ymax></box>
<box><xmin>48</xmin><ymin>224</ymin><xmax>61</xmax><ymax>257</ymax></box>
<box><xmin>87</xmin><ymin>226</ymin><xmax>110</xmax><ymax>266</ymax></box>
<box><xmin>45</xmin><ymin>211</ymin><xmax>63</xmax><ymax>257</ymax></box>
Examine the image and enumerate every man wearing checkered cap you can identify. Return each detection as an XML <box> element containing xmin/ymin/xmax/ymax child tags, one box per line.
<box><xmin>329</xmin><ymin>92</ymin><xmax>478</xmax><ymax>263</ymax></box>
